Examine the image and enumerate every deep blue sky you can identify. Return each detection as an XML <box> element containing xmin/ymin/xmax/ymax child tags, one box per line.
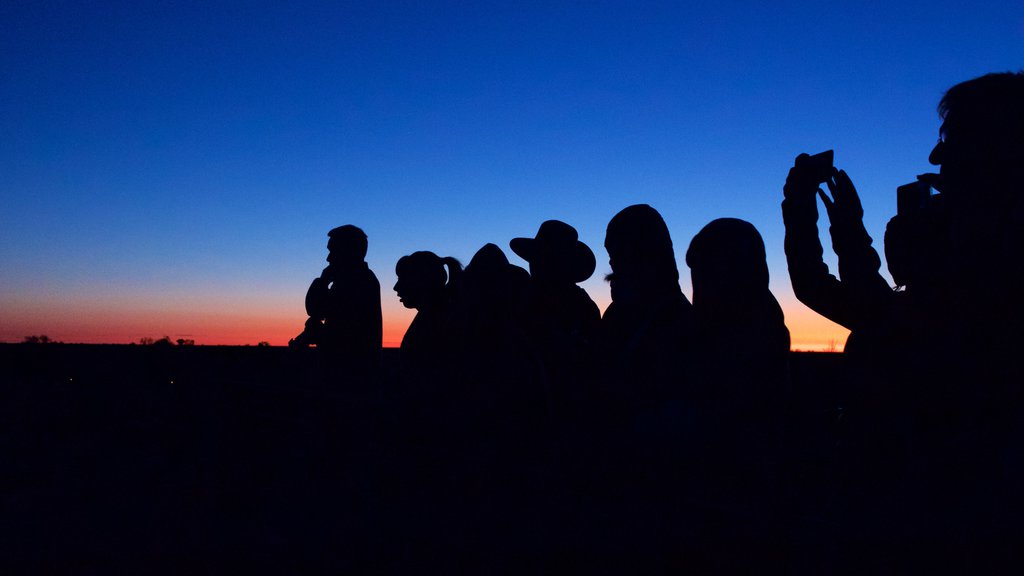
<box><xmin>2</xmin><ymin>1</ymin><xmax>1021</xmax><ymax>345</ymax></box>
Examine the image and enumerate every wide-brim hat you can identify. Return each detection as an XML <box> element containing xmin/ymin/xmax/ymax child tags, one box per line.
<box><xmin>510</xmin><ymin>220</ymin><xmax>596</xmax><ymax>283</ymax></box>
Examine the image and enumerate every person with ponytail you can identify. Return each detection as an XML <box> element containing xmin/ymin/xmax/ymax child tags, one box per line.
<box><xmin>393</xmin><ymin>251</ymin><xmax>463</xmax><ymax>391</ymax></box>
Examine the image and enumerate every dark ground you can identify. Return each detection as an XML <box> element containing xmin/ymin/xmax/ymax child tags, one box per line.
<box><xmin>1</xmin><ymin>344</ymin><xmax>847</xmax><ymax>573</ymax></box>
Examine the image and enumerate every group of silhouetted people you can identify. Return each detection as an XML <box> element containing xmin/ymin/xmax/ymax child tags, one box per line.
<box><xmin>291</xmin><ymin>212</ymin><xmax>790</xmax><ymax>432</ymax></box>
<box><xmin>285</xmin><ymin>72</ymin><xmax>1024</xmax><ymax>570</ymax></box>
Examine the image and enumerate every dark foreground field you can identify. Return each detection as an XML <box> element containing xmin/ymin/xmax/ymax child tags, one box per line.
<box><xmin>2</xmin><ymin>344</ymin><xmax>847</xmax><ymax>572</ymax></box>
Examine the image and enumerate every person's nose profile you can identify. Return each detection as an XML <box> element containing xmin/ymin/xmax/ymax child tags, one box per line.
<box><xmin>929</xmin><ymin>141</ymin><xmax>943</xmax><ymax>166</ymax></box>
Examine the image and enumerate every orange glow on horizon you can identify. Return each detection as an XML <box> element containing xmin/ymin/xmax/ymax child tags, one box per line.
<box><xmin>781</xmin><ymin>302</ymin><xmax>849</xmax><ymax>352</ymax></box>
<box><xmin>0</xmin><ymin>295</ymin><xmax>415</xmax><ymax>348</ymax></box>
<box><xmin>2</xmin><ymin>294</ymin><xmax>848</xmax><ymax>351</ymax></box>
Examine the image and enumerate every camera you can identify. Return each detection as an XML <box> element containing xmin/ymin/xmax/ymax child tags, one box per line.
<box><xmin>897</xmin><ymin>180</ymin><xmax>936</xmax><ymax>217</ymax></box>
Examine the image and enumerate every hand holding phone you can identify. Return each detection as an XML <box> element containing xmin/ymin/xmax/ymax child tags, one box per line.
<box><xmin>784</xmin><ymin>150</ymin><xmax>834</xmax><ymax>199</ymax></box>
<box><xmin>797</xmin><ymin>150</ymin><xmax>835</xmax><ymax>185</ymax></box>
<box><xmin>819</xmin><ymin>169</ymin><xmax>864</xmax><ymax>225</ymax></box>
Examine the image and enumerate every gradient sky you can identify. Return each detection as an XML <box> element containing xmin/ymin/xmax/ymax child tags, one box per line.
<box><xmin>2</xmin><ymin>1</ymin><xmax>1022</xmax><ymax>347</ymax></box>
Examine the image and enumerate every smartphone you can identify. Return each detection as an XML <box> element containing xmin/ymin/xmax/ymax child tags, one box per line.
<box><xmin>798</xmin><ymin>150</ymin><xmax>834</xmax><ymax>184</ymax></box>
<box><xmin>897</xmin><ymin>180</ymin><xmax>931</xmax><ymax>217</ymax></box>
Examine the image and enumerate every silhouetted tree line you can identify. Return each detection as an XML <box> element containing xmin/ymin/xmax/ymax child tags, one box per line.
<box><xmin>22</xmin><ymin>335</ymin><xmax>57</xmax><ymax>344</ymax></box>
<box><xmin>280</xmin><ymin>72</ymin><xmax>1023</xmax><ymax>570</ymax></box>
<box><xmin>133</xmin><ymin>336</ymin><xmax>195</xmax><ymax>347</ymax></box>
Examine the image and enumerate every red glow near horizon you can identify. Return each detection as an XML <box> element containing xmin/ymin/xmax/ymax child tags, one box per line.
<box><xmin>1</xmin><ymin>296</ymin><xmax>847</xmax><ymax>350</ymax></box>
<box><xmin>0</xmin><ymin>295</ymin><xmax>414</xmax><ymax>347</ymax></box>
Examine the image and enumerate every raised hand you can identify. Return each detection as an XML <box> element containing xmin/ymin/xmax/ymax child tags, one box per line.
<box><xmin>818</xmin><ymin>169</ymin><xmax>864</xmax><ymax>226</ymax></box>
<box><xmin>783</xmin><ymin>153</ymin><xmax>824</xmax><ymax>200</ymax></box>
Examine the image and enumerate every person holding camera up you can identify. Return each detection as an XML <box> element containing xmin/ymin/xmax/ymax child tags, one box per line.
<box><xmin>781</xmin><ymin>152</ymin><xmax>932</xmax><ymax>566</ymax></box>
<box><xmin>782</xmin><ymin>72</ymin><xmax>1024</xmax><ymax>568</ymax></box>
<box><xmin>782</xmin><ymin>152</ymin><xmax>905</xmax><ymax>360</ymax></box>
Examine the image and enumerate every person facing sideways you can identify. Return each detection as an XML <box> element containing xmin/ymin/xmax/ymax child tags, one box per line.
<box><xmin>393</xmin><ymin>251</ymin><xmax>462</xmax><ymax>391</ymax></box>
<box><xmin>510</xmin><ymin>220</ymin><xmax>601</xmax><ymax>419</ymax></box>
<box><xmin>926</xmin><ymin>72</ymin><xmax>1024</xmax><ymax>369</ymax></box>
<box><xmin>290</xmin><ymin>225</ymin><xmax>382</xmax><ymax>378</ymax></box>
<box><xmin>902</xmin><ymin>72</ymin><xmax>1024</xmax><ymax>566</ymax></box>
<box><xmin>599</xmin><ymin>204</ymin><xmax>695</xmax><ymax>414</ymax></box>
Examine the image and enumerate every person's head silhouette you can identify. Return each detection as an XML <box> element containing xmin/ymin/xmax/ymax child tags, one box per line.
<box><xmin>925</xmin><ymin>72</ymin><xmax>1024</xmax><ymax>315</ymax></box>
<box><xmin>510</xmin><ymin>220</ymin><xmax>596</xmax><ymax>285</ymax></box>
<box><xmin>686</xmin><ymin>218</ymin><xmax>770</xmax><ymax>314</ymax></box>
<box><xmin>604</xmin><ymin>204</ymin><xmax>679</xmax><ymax>305</ymax></box>
<box><xmin>326</xmin><ymin>225</ymin><xmax>368</xmax><ymax>266</ymax></box>
<box><xmin>464</xmin><ymin>243</ymin><xmax>529</xmax><ymax>296</ymax></box>
<box><xmin>394</xmin><ymin>251</ymin><xmax>461</xmax><ymax>311</ymax></box>
<box><xmin>455</xmin><ymin>243</ymin><xmax>530</xmax><ymax>345</ymax></box>
<box><xmin>930</xmin><ymin>73</ymin><xmax>1024</xmax><ymax>174</ymax></box>
<box><xmin>686</xmin><ymin>218</ymin><xmax>789</xmax><ymax>376</ymax></box>
<box><xmin>929</xmin><ymin>73</ymin><xmax>1024</xmax><ymax>226</ymax></box>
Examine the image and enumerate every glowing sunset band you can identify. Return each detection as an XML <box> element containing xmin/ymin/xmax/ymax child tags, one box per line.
<box><xmin>1</xmin><ymin>292</ymin><xmax>848</xmax><ymax>350</ymax></box>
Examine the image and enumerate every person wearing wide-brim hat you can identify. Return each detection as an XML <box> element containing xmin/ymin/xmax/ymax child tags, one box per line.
<box><xmin>510</xmin><ymin>220</ymin><xmax>597</xmax><ymax>285</ymax></box>
<box><xmin>510</xmin><ymin>220</ymin><xmax>601</xmax><ymax>421</ymax></box>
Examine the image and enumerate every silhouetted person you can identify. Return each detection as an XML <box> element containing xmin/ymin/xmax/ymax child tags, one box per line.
<box><xmin>782</xmin><ymin>158</ymin><xmax>950</xmax><ymax>568</ymax></box>
<box><xmin>780</xmin><ymin>73</ymin><xmax>1024</xmax><ymax>569</ymax></box>
<box><xmin>783</xmin><ymin>156</ymin><xmax>953</xmax><ymax>389</ymax></box>
<box><xmin>783</xmin><ymin>161</ymin><xmax>899</xmax><ymax>349</ymax></box>
<box><xmin>451</xmin><ymin>244</ymin><xmax>542</xmax><ymax>433</ymax></box>
<box><xmin>393</xmin><ymin>251</ymin><xmax>462</xmax><ymax>393</ymax></box>
<box><xmin>688</xmin><ymin>218</ymin><xmax>790</xmax><ymax>384</ymax></box>
<box><xmin>684</xmin><ymin>218</ymin><xmax>790</xmax><ymax>564</ymax></box>
<box><xmin>455</xmin><ymin>243</ymin><xmax>531</xmax><ymax>339</ymax></box>
<box><xmin>599</xmin><ymin>204</ymin><xmax>695</xmax><ymax>416</ymax></box>
<box><xmin>927</xmin><ymin>72</ymin><xmax>1024</xmax><ymax>383</ymax></box>
<box><xmin>781</xmin><ymin>156</ymin><xmax>934</xmax><ymax>467</ymax></box>
<box><xmin>510</xmin><ymin>220</ymin><xmax>600</xmax><ymax>422</ymax></box>
<box><xmin>578</xmin><ymin>205</ymin><xmax>697</xmax><ymax>559</ymax></box>
<box><xmin>290</xmin><ymin>225</ymin><xmax>382</xmax><ymax>380</ymax></box>
<box><xmin>447</xmin><ymin>243</ymin><xmax>549</xmax><ymax>546</ymax></box>
<box><xmin>907</xmin><ymin>71</ymin><xmax>1024</xmax><ymax>567</ymax></box>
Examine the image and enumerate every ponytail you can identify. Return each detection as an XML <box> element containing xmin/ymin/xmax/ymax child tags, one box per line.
<box><xmin>396</xmin><ymin>251</ymin><xmax>463</xmax><ymax>304</ymax></box>
<box><xmin>441</xmin><ymin>256</ymin><xmax>463</xmax><ymax>300</ymax></box>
